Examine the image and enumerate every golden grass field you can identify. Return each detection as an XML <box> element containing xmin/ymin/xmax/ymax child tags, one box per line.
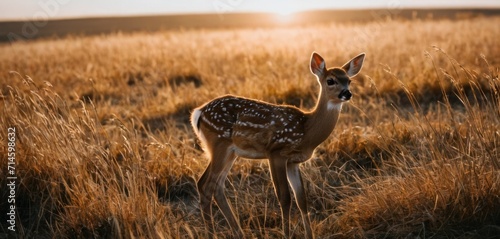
<box><xmin>1</xmin><ymin>15</ymin><xmax>499</xmax><ymax>238</ymax></box>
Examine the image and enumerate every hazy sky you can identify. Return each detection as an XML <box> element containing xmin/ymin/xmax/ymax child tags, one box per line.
<box><xmin>0</xmin><ymin>0</ymin><xmax>498</xmax><ymax>21</ymax></box>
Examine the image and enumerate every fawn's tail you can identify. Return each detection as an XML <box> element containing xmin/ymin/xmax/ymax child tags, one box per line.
<box><xmin>190</xmin><ymin>108</ymin><xmax>202</xmax><ymax>134</ymax></box>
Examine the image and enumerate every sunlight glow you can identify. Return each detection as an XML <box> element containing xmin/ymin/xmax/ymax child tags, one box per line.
<box><xmin>254</xmin><ymin>1</ymin><xmax>302</xmax><ymax>17</ymax></box>
<box><xmin>272</xmin><ymin>5</ymin><xmax>299</xmax><ymax>16</ymax></box>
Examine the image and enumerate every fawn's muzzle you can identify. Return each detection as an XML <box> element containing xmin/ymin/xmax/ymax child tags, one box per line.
<box><xmin>339</xmin><ymin>89</ymin><xmax>352</xmax><ymax>101</ymax></box>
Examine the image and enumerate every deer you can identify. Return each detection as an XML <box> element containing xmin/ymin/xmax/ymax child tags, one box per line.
<box><xmin>190</xmin><ymin>52</ymin><xmax>365</xmax><ymax>238</ymax></box>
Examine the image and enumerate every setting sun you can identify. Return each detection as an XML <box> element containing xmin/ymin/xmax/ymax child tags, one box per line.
<box><xmin>271</xmin><ymin>4</ymin><xmax>299</xmax><ymax>16</ymax></box>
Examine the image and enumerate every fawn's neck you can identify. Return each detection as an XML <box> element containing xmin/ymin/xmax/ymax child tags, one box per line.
<box><xmin>303</xmin><ymin>86</ymin><xmax>342</xmax><ymax>148</ymax></box>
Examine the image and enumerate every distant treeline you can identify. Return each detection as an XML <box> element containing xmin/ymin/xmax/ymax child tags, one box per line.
<box><xmin>1</xmin><ymin>8</ymin><xmax>499</xmax><ymax>43</ymax></box>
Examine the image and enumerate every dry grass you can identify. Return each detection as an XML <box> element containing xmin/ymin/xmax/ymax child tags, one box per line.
<box><xmin>1</xmin><ymin>16</ymin><xmax>499</xmax><ymax>238</ymax></box>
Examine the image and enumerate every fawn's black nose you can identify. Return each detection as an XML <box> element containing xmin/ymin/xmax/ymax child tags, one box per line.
<box><xmin>339</xmin><ymin>89</ymin><xmax>352</xmax><ymax>101</ymax></box>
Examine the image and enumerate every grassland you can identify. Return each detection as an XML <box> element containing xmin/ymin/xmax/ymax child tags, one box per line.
<box><xmin>1</xmin><ymin>16</ymin><xmax>499</xmax><ymax>238</ymax></box>
<box><xmin>2</xmin><ymin>9</ymin><xmax>499</xmax><ymax>42</ymax></box>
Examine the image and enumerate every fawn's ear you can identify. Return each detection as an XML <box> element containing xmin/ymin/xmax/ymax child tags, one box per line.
<box><xmin>342</xmin><ymin>53</ymin><xmax>365</xmax><ymax>77</ymax></box>
<box><xmin>310</xmin><ymin>52</ymin><xmax>326</xmax><ymax>77</ymax></box>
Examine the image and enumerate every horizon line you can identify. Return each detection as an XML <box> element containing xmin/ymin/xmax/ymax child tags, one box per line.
<box><xmin>1</xmin><ymin>6</ymin><xmax>499</xmax><ymax>22</ymax></box>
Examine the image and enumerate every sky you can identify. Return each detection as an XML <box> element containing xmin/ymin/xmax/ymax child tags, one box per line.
<box><xmin>0</xmin><ymin>0</ymin><xmax>498</xmax><ymax>21</ymax></box>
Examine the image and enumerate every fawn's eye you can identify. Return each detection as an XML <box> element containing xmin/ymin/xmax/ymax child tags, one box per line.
<box><xmin>326</xmin><ymin>79</ymin><xmax>336</xmax><ymax>86</ymax></box>
<box><xmin>348</xmin><ymin>79</ymin><xmax>352</xmax><ymax>84</ymax></box>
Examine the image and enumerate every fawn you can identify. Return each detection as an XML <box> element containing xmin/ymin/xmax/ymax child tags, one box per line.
<box><xmin>191</xmin><ymin>52</ymin><xmax>365</xmax><ymax>238</ymax></box>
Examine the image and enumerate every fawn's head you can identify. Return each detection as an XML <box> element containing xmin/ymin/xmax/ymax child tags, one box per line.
<box><xmin>310</xmin><ymin>52</ymin><xmax>365</xmax><ymax>104</ymax></box>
